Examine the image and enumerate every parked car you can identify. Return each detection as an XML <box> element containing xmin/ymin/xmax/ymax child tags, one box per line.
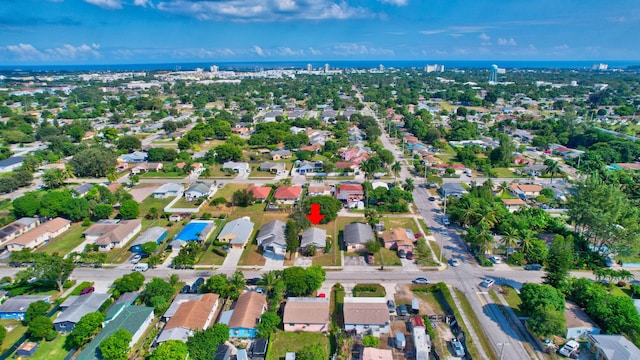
<box><xmin>387</xmin><ymin>300</ymin><xmax>396</xmax><ymax>312</ymax></box>
<box><xmin>406</xmin><ymin>252</ymin><xmax>414</xmax><ymax>260</ymax></box>
<box><xmin>397</xmin><ymin>304</ymin><xmax>408</xmax><ymax>316</ymax></box>
<box><xmin>80</xmin><ymin>286</ymin><xmax>95</xmax><ymax>295</ymax></box>
<box><xmin>428</xmin><ymin>196</ymin><xmax>436</xmax><ymax>201</ymax></box>
<box><xmin>412</xmin><ymin>277</ymin><xmax>430</xmax><ymax>284</ymax></box>
<box><xmin>131</xmin><ymin>254</ymin><xmax>142</xmax><ymax>264</ymax></box>
<box><xmin>480</xmin><ymin>279</ymin><xmax>495</xmax><ymax>288</ymax></box>
<box><xmin>414</xmin><ymin>233</ymin><xmax>424</xmax><ymax>239</ymax></box>
<box><xmin>398</xmin><ymin>250</ymin><xmax>406</xmax><ymax>259</ymax></box>
<box><xmin>317</xmin><ymin>293</ymin><xmax>326</xmax><ymax>298</ymax></box>
<box><xmin>180</xmin><ymin>285</ymin><xmax>191</xmax><ymax>294</ymax></box>
<box><xmin>450</xmin><ymin>258</ymin><xmax>460</xmax><ymax>267</ymax></box>
<box><xmin>191</xmin><ymin>277</ymin><xmax>205</xmax><ymax>293</ymax></box>
<box><xmin>489</xmin><ymin>256</ymin><xmax>502</xmax><ymax>264</ymax></box>
<box><xmin>442</xmin><ymin>218</ymin><xmax>450</xmax><ymax>226</ymax></box>
<box><xmin>366</xmin><ymin>253</ymin><xmax>375</xmax><ymax>264</ymax></box>
<box><xmin>558</xmin><ymin>340</ymin><xmax>580</xmax><ymax>358</ymax></box>
<box><xmin>524</xmin><ymin>263</ymin><xmax>542</xmax><ymax>271</ymax></box>
<box><xmin>450</xmin><ymin>338</ymin><xmax>465</xmax><ymax>357</ymax></box>
<box><xmin>246</xmin><ymin>277</ymin><xmax>261</xmax><ymax>286</ymax></box>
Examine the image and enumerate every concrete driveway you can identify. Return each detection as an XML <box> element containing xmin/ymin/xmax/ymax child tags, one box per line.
<box><xmin>219</xmin><ymin>248</ymin><xmax>243</xmax><ymax>270</ymax></box>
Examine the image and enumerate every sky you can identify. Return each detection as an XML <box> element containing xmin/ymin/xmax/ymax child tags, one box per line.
<box><xmin>0</xmin><ymin>0</ymin><xmax>639</xmax><ymax>65</ymax></box>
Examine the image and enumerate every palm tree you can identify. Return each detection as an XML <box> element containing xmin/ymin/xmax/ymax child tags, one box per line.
<box><xmin>391</xmin><ymin>161</ymin><xmax>402</xmax><ymax>181</ymax></box>
<box><xmin>365</xmin><ymin>209</ymin><xmax>380</xmax><ymax>226</ymax></box>
<box><xmin>360</xmin><ymin>158</ymin><xmax>381</xmax><ymax>180</ymax></box>
<box><xmin>107</xmin><ymin>168</ymin><xmax>119</xmax><ymax>183</ymax></box>
<box><xmin>477</xmin><ymin>228</ymin><xmax>495</xmax><ymax>255</ymax></box>
<box><xmin>230</xmin><ymin>270</ymin><xmax>245</xmax><ymax>293</ymax></box>
<box><xmin>259</xmin><ymin>271</ymin><xmax>278</xmax><ymax>295</ymax></box>
<box><xmin>501</xmin><ymin>228</ymin><xmax>519</xmax><ymax>260</ymax></box>
<box><xmin>543</xmin><ymin>159</ymin><xmax>560</xmax><ymax>184</ymax></box>
<box><xmin>498</xmin><ymin>181</ymin><xmax>510</xmax><ymax>195</ymax></box>
<box><xmin>457</xmin><ymin>197</ymin><xmax>479</xmax><ymax>227</ymax></box>
<box><xmin>403</xmin><ymin>178</ymin><xmax>415</xmax><ymax>192</ymax></box>
<box><xmin>518</xmin><ymin>230</ymin><xmax>536</xmax><ymax>255</ymax></box>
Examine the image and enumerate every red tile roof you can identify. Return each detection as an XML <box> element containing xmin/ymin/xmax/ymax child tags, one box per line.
<box><xmin>274</xmin><ymin>186</ymin><xmax>303</xmax><ymax>199</ymax></box>
<box><xmin>247</xmin><ymin>186</ymin><xmax>272</xmax><ymax>200</ymax></box>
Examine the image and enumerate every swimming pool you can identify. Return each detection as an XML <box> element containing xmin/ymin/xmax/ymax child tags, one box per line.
<box><xmin>175</xmin><ymin>221</ymin><xmax>215</xmax><ymax>241</ymax></box>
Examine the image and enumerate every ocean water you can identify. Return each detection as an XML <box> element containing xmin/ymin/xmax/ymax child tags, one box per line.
<box><xmin>1</xmin><ymin>60</ymin><xmax>638</xmax><ymax>72</ymax></box>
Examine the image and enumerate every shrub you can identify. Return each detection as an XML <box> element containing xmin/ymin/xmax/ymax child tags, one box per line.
<box><xmin>476</xmin><ymin>255</ymin><xmax>493</xmax><ymax>267</ymax></box>
<box><xmin>507</xmin><ymin>252</ymin><xmax>525</xmax><ymax>266</ymax></box>
<box><xmin>63</xmin><ymin>279</ymin><xmax>77</xmax><ymax>289</ymax></box>
<box><xmin>212</xmin><ymin>248</ymin><xmax>227</xmax><ymax>257</ymax></box>
<box><xmin>630</xmin><ymin>284</ymin><xmax>640</xmax><ymax>298</ymax></box>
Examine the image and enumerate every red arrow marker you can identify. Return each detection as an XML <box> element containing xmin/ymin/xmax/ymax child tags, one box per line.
<box><xmin>306</xmin><ymin>203</ymin><xmax>325</xmax><ymax>225</ymax></box>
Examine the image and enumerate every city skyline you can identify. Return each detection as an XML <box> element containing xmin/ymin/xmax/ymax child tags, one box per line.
<box><xmin>1</xmin><ymin>0</ymin><xmax>639</xmax><ymax>65</ymax></box>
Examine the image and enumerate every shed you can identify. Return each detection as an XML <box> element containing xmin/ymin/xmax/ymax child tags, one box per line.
<box><xmin>16</xmin><ymin>342</ymin><xmax>37</xmax><ymax>358</ymax></box>
<box><xmin>130</xmin><ymin>227</ymin><xmax>167</xmax><ymax>253</ymax></box>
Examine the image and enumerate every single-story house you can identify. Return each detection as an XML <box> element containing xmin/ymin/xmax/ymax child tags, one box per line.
<box><xmin>54</xmin><ymin>293</ymin><xmax>111</xmax><ymax>332</ymax></box>
<box><xmin>362</xmin><ymin>348</ymin><xmax>393</xmax><ymax>360</ymax></box>
<box><xmin>343</xmin><ymin>297</ymin><xmax>390</xmax><ymax>335</ymax></box>
<box><xmin>129</xmin><ymin>227</ymin><xmax>167</xmax><ymax>254</ymax></box>
<box><xmin>119</xmin><ymin>151</ymin><xmax>148</xmax><ymax>163</ymax></box>
<box><xmin>382</xmin><ymin>228</ymin><xmax>413</xmax><ymax>253</ymax></box>
<box><xmin>273</xmin><ymin>186</ymin><xmax>303</xmax><ymax>204</ymax></box>
<box><xmin>130</xmin><ymin>162</ymin><xmax>163</xmax><ymax>175</ymax></box>
<box><xmin>296</xmin><ymin>160</ymin><xmax>323</xmax><ymax>174</ymax></box>
<box><xmin>336</xmin><ymin>184</ymin><xmax>364</xmax><ymax>203</ymax></box>
<box><xmin>217</xmin><ymin>217</ymin><xmax>254</xmax><ymax>249</ymax></box>
<box><xmin>222</xmin><ymin>161</ymin><xmax>250</xmax><ymax>175</ymax></box>
<box><xmin>520</xmin><ymin>164</ymin><xmax>547</xmax><ymax>177</ymax></box>
<box><xmin>162</xmin><ymin>294</ymin><xmax>204</xmax><ymax>322</ymax></box>
<box><xmin>185</xmin><ymin>182</ymin><xmax>215</xmax><ymax>201</ymax></box>
<box><xmin>83</xmin><ymin>219</ymin><xmax>142</xmax><ymax>251</ymax></box>
<box><xmin>228</xmin><ymin>292</ymin><xmax>267</xmax><ymax>339</ymax></box>
<box><xmin>343</xmin><ymin>223</ymin><xmax>374</xmax><ymax>252</ymax></box>
<box><xmin>270</xmin><ymin>149</ymin><xmax>292</xmax><ymax>160</ymax></box>
<box><xmin>307</xmin><ymin>185</ymin><xmax>332</xmax><ymax>196</ymax></box>
<box><xmin>77</xmin><ymin>306</ymin><xmax>154</xmax><ymax>360</ymax></box>
<box><xmin>0</xmin><ymin>217</ymin><xmax>39</xmax><ymax>246</ymax></box>
<box><xmin>587</xmin><ymin>334</ymin><xmax>640</xmax><ymax>360</ymax></box>
<box><xmin>169</xmin><ymin>214</ymin><xmax>183</xmax><ymax>222</ymax></box>
<box><xmin>501</xmin><ymin>198</ymin><xmax>527</xmax><ymax>212</ymax></box>
<box><xmin>74</xmin><ymin>183</ymin><xmax>95</xmax><ymax>198</ymax></box>
<box><xmin>565</xmin><ymin>302</ymin><xmax>600</xmax><ymax>340</ymax></box>
<box><xmin>153</xmin><ymin>183</ymin><xmax>184</xmax><ymax>199</ymax></box>
<box><xmin>256</xmin><ymin>220</ymin><xmax>287</xmax><ymax>259</ymax></box>
<box><xmin>6</xmin><ymin>217</ymin><xmax>71</xmax><ymax>252</ymax></box>
<box><xmin>0</xmin><ymin>156</ymin><xmax>24</xmax><ymax>173</ymax></box>
<box><xmin>300</xmin><ymin>227</ymin><xmax>327</xmax><ymax>252</ymax></box>
<box><xmin>439</xmin><ymin>183</ymin><xmax>467</xmax><ymax>198</ymax></box>
<box><xmin>259</xmin><ymin>162</ymin><xmax>286</xmax><ymax>175</ymax></box>
<box><xmin>104</xmin><ymin>292</ymin><xmax>139</xmax><ymax>323</ymax></box>
<box><xmin>246</xmin><ymin>186</ymin><xmax>272</xmax><ymax>202</ymax></box>
<box><xmin>283</xmin><ymin>298</ymin><xmax>330</xmax><ymax>332</ymax></box>
<box><xmin>510</xmin><ymin>183</ymin><xmax>542</xmax><ymax>199</ymax></box>
<box><xmin>157</xmin><ymin>293</ymin><xmax>219</xmax><ymax>344</ymax></box>
<box><xmin>0</xmin><ymin>295</ymin><xmax>50</xmax><ymax>320</ymax></box>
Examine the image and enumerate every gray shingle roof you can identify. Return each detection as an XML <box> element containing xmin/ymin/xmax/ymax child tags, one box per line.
<box><xmin>0</xmin><ymin>156</ymin><xmax>24</xmax><ymax>168</ymax></box>
<box><xmin>0</xmin><ymin>296</ymin><xmax>50</xmax><ymax>313</ymax></box>
<box><xmin>343</xmin><ymin>223</ymin><xmax>374</xmax><ymax>246</ymax></box>
<box><xmin>301</xmin><ymin>227</ymin><xmax>326</xmax><ymax>248</ymax></box>
<box><xmin>218</xmin><ymin>218</ymin><xmax>254</xmax><ymax>245</ymax></box>
<box><xmin>54</xmin><ymin>293</ymin><xmax>110</xmax><ymax>325</ymax></box>
<box><xmin>130</xmin><ymin>227</ymin><xmax>167</xmax><ymax>247</ymax></box>
<box><xmin>186</xmin><ymin>182</ymin><xmax>211</xmax><ymax>195</ymax></box>
<box><xmin>256</xmin><ymin>220</ymin><xmax>286</xmax><ymax>248</ymax></box>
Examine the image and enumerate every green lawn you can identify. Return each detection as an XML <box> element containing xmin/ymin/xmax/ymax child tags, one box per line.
<box><xmin>28</xmin><ymin>335</ymin><xmax>69</xmax><ymax>360</ymax></box>
<box><xmin>0</xmin><ymin>319</ymin><xmax>27</xmax><ymax>352</ymax></box>
<box><xmin>37</xmin><ymin>222</ymin><xmax>86</xmax><ymax>256</ymax></box>
<box><xmin>374</xmin><ymin>248</ymin><xmax>402</xmax><ymax>266</ymax></box>
<box><xmin>170</xmin><ymin>197</ymin><xmax>202</xmax><ymax>209</ymax></box>
<box><xmin>382</xmin><ymin>217</ymin><xmax>419</xmax><ymax>233</ymax></box>
<box><xmin>416</xmin><ymin>218</ymin><xmax>431</xmax><ymax>235</ymax></box>
<box><xmin>139</xmin><ymin>171</ymin><xmax>184</xmax><ymax>178</ymax></box>
<box><xmin>353</xmin><ymin>284</ymin><xmax>386</xmax><ymax>297</ymax></box>
<box><xmin>248</xmin><ymin>170</ymin><xmax>276</xmax><ymax>179</ymax></box>
<box><xmin>238</xmin><ymin>243</ymin><xmax>266</xmax><ymax>266</ymax></box>
<box><xmin>312</xmin><ymin>220</ymin><xmax>341</xmax><ymax>266</ymax></box>
<box><xmin>492</xmin><ymin>168</ymin><xmax>521</xmax><ymax>178</ymax></box>
<box><xmin>139</xmin><ymin>196</ymin><xmax>174</xmax><ymax>216</ymax></box>
<box><xmin>212</xmin><ymin>184</ymin><xmax>248</xmax><ymax>201</ymax></box>
<box><xmin>266</xmin><ymin>331</ymin><xmax>330</xmax><ymax>360</ymax></box>
<box><xmin>197</xmin><ymin>246</ymin><xmax>227</xmax><ymax>266</ymax></box>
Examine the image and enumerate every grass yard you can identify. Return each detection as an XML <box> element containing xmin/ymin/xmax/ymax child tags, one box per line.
<box><xmin>28</xmin><ymin>335</ymin><xmax>69</xmax><ymax>360</ymax></box>
<box><xmin>491</xmin><ymin>168</ymin><xmax>521</xmax><ymax>178</ymax></box>
<box><xmin>248</xmin><ymin>170</ymin><xmax>276</xmax><ymax>179</ymax></box>
<box><xmin>37</xmin><ymin>222</ymin><xmax>86</xmax><ymax>256</ymax></box>
<box><xmin>238</xmin><ymin>243</ymin><xmax>266</xmax><ymax>266</ymax></box>
<box><xmin>139</xmin><ymin>171</ymin><xmax>184</xmax><ymax>179</ymax></box>
<box><xmin>203</xmin><ymin>165</ymin><xmax>237</xmax><ymax>178</ymax></box>
<box><xmin>266</xmin><ymin>331</ymin><xmax>330</xmax><ymax>360</ymax></box>
<box><xmin>139</xmin><ymin>196</ymin><xmax>174</xmax><ymax>216</ymax></box>
<box><xmin>211</xmin><ymin>183</ymin><xmax>249</xmax><ymax>201</ymax></box>
<box><xmin>353</xmin><ymin>283</ymin><xmax>386</xmax><ymax>297</ymax></box>
<box><xmin>197</xmin><ymin>246</ymin><xmax>227</xmax><ymax>266</ymax></box>
<box><xmin>0</xmin><ymin>320</ymin><xmax>27</xmax><ymax>352</ymax></box>
<box><xmin>374</xmin><ymin>248</ymin><xmax>402</xmax><ymax>266</ymax></box>
<box><xmin>170</xmin><ymin>197</ymin><xmax>202</xmax><ymax>209</ymax></box>
<box><xmin>416</xmin><ymin>218</ymin><xmax>431</xmax><ymax>235</ymax></box>
<box><xmin>382</xmin><ymin>217</ymin><xmax>419</xmax><ymax>233</ymax></box>
<box><xmin>414</xmin><ymin>291</ymin><xmax>446</xmax><ymax>314</ymax></box>
<box><xmin>312</xmin><ymin>220</ymin><xmax>340</xmax><ymax>266</ymax></box>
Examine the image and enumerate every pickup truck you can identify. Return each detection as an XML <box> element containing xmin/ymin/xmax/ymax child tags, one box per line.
<box><xmin>558</xmin><ymin>340</ymin><xmax>580</xmax><ymax>358</ymax></box>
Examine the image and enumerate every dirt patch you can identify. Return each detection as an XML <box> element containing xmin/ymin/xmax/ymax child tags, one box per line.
<box><xmin>394</xmin><ymin>284</ymin><xmax>438</xmax><ymax>315</ymax></box>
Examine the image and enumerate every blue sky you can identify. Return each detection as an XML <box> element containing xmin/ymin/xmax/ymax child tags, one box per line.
<box><xmin>0</xmin><ymin>0</ymin><xmax>639</xmax><ymax>64</ymax></box>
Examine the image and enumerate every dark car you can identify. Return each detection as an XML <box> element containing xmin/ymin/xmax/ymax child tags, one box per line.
<box><xmin>246</xmin><ymin>277</ymin><xmax>261</xmax><ymax>286</ymax></box>
<box><xmin>387</xmin><ymin>300</ymin><xmax>396</xmax><ymax>313</ymax></box>
<box><xmin>428</xmin><ymin>196</ymin><xmax>436</xmax><ymax>201</ymax></box>
<box><xmin>180</xmin><ymin>285</ymin><xmax>191</xmax><ymax>294</ymax></box>
<box><xmin>398</xmin><ymin>250</ymin><xmax>406</xmax><ymax>259</ymax></box>
<box><xmin>191</xmin><ymin>277</ymin><xmax>205</xmax><ymax>293</ymax></box>
<box><xmin>366</xmin><ymin>253</ymin><xmax>375</xmax><ymax>264</ymax></box>
<box><xmin>80</xmin><ymin>286</ymin><xmax>95</xmax><ymax>295</ymax></box>
<box><xmin>406</xmin><ymin>252</ymin><xmax>414</xmax><ymax>260</ymax></box>
<box><xmin>397</xmin><ymin>304</ymin><xmax>408</xmax><ymax>316</ymax></box>
<box><xmin>524</xmin><ymin>263</ymin><xmax>542</xmax><ymax>271</ymax></box>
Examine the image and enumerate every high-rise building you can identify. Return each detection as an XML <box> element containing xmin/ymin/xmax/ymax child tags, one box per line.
<box><xmin>324</xmin><ymin>63</ymin><xmax>330</xmax><ymax>72</ymax></box>
<box><xmin>210</xmin><ymin>65</ymin><xmax>219</xmax><ymax>73</ymax></box>
<box><xmin>379</xmin><ymin>64</ymin><xmax>384</xmax><ymax>71</ymax></box>
<box><xmin>307</xmin><ymin>63</ymin><xmax>312</xmax><ymax>72</ymax></box>
<box><xmin>592</xmin><ymin>63</ymin><xmax>608</xmax><ymax>71</ymax></box>
<box><xmin>424</xmin><ymin>64</ymin><xmax>444</xmax><ymax>73</ymax></box>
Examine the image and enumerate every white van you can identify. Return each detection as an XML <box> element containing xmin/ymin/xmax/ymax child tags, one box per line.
<box><xmin>132</xmin><ymin>263</ymin><xmax>149</xmax><ymax>272</ymax></box>
<box><xmin>558</xmin><ymin>340</ymin><xmax>580</xmax><ymax>357</ymax></box>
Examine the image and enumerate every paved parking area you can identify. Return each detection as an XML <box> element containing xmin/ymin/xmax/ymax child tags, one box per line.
<box><xmin>344</xmin><ymin>255</ymin><xmax>366</xmax><ymax>266</ymax></box>
<box><xmin>294</xmin><ymin>256</ymin><xmax>312</xmax><ymax>267</ymax></box>
<box><xmin>129</xmin><ymin>184</ymin><xmax>160</xmax><ymax>202</ymax></box>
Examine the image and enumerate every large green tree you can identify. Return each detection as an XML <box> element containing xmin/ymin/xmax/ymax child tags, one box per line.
<box><xmin>99</xmin><ymin>328</ymin><xmax>132</xmax><ymax>360</ymax></box>
<box><xmin>24</xmin><ymin>300</ymin><xmax>50</xmax><ymax>326</ymax></box>
<box><xmin>119</xmin><ymin>200</ymin><xmax>140</xmax><ymax>219</ymax></box>
<box><xmin>28</xmin><ymin>315</ymin><xmax>55</xmax><ymax>340</ymax></box>
<box><xmin>116</xmin><ymin>135</ymin><xmax>142</xmax><ymax>152</ymax></box>
<box><xmin>140</xmin><ymin>278</ymin><xmax>174</xmax><ymax>313</ymax></box>
<box><xmin>150</xmin><ymin>340</ymin><xmax>189</xmax><ymax>360</ymax></box>
<box><xmin>544</xmin><ymin>235</ymin><xmax>574</xmax><ymax>289</ymax></box>
<box><xmin>16</xmin><ymin>253</ymin><xmax>75</xmax><ymax>292</ymax></box>
<box><xmin>302</xmin><ymin>195</ymin><xmax>344</xmax><ymax>224</ymax></box>
<box><xmin>12</xmin><ymin>193</ymin><xmax>40</xmax><ymax>218</ymax></box>
<box><xmin>520</xmin><ymin>283</ymin><xmax>565</xmax><ymax>315</ymax></box>
<box><xmin>186</xmin><ymin>324</ymin><xmax>229</xmax><ymax>360</ymax></box>
<box><xmin>65</xmin><ymin>312</ymin><xmax>105</xmax><ymax>350</ymax></box>
<box><xmin>70</xmin><ymin>147</ymin><xmax>118</xmax><ymax>178</ymax></box>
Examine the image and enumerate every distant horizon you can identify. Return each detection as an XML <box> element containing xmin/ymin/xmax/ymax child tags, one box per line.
<box><xmin>2</xmin><ymin>59</ymin><xmax>639</xmax><ymax>72</ymax></box>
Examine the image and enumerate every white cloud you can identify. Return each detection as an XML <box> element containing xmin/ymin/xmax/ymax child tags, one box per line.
<box><xmin>479</xmin><ymin>32</ymin><xmax>490</xmax><ymax>41</ymax></box>
<box><xmin>420</xmin><ymin>29</ymin><xmax>446</xmax><ymax>35</ymax></box>
<box><xmin>251</xmin><ymin>45</ymin><xmax>265</xmax><ymax>56</ymax></box>
<box><xmin>83</xmin><ymin>0</ymin><xmax>122</xmax><ymax>9</ymax></box>
<box><xmin>378</xmin><ymin>0</ymin><xmax>407</xmax><ymax>6</ymax></box>
<box><xmin>332</xmin><ymin>43</ymin><xmax>393</xmax><ymax>56</ymax></box>
<box><xmin>3</xmin><ymin>43</ymin><xmax>101</xmax><ymax>61</ymax></box>
<box><xmin>307</xmin><ymin>47</ymin><xmax>321</xmax><ymax>55</ymax></box>
<box><xmin>155</xmin><ymin>0</ymin><xmax>373</xmax><ymax>21</ymax></box>
<box><xmin>498</xmin><ymin>37</ymin><xmax>517</xmax><ymax>46</ymax></box>
<box><xmin>276</xmin><ymin>47</ymin><xmax>304</xmax><ymax>56</ymax></box>
<box><xmin>134</xmin><ymin>0</ymin><xmax>154</xmax><ymax>7</ymax></box>
<box><xmin>554</xmin><ymin>44</ymin><xmax>569</xmax><ymax>50</ymax></box>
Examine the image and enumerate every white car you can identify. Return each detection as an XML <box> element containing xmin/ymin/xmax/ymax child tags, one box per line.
<box><xmin>480</xmin><ymin>279</ymin><xmax>495</xmax><ymax>288</ymax></box>
<box><xmin>131</xmin><ymin>254</ymin><xmax>142</xmax><ymax>264</ymax></box>
<box><xmin>450</xmin><ymin>258</ymin><xmax>460</xmax><ymax>267</ymax></box>
<box><xmin>489</xmin><ymin>256</ymin><xmax>502</xmax><ymax>264</ymax></box>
